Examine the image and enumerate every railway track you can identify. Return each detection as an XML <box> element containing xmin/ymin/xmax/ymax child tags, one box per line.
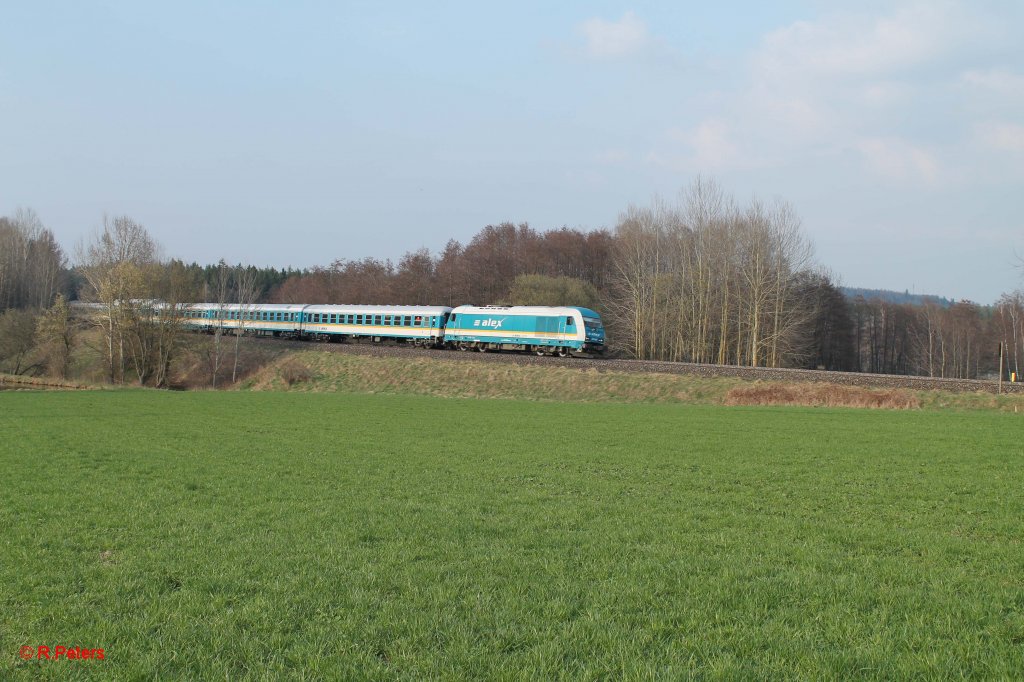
<box><xmin>248</xmin><ymin>335</ymin><xmax>1024</xmax><ymax>395</ymax></box>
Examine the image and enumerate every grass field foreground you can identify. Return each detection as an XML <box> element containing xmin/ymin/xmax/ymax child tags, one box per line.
<box><xmin>2</xmin><ymin>391</ymin><xmax>1024</xmax><ymax>678</ymax></box>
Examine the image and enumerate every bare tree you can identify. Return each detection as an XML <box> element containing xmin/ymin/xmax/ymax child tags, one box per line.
<box><xmin>0</xmin><ymin>309</ymin><xmax>39</xmax><ymax>375</ymax></box>
<box><xmin>0</xmin><ymin>209</ymin><xmax>65</xmax><ymax>311</ymax></box>
<box><xmin>210</xmin><ymin>260</ymin><xmax>230</xmax><ymax>388</ymax></box>
<box><xmin>607</xmin><ymin>181</ymin><xmax>818</xmax><ymax>367</ymax></box>
<box><xmin>77</xmin><ymin>216</ymin><xmax>158</xmax><ymax>382</ymax></box>
<box><xmin>36</xmin><ymin>294</ymin><xmax>75</xmax><ymax>379</ymax></box>
<box><xmin>607</xmin><ymin>204</ymin><xmax>662</xmax><ymax>358</ymax></box>
<box><xmin>232</xmin><ymin>265</ymin><xmax>259</xmax><ymax>383</ymax></box>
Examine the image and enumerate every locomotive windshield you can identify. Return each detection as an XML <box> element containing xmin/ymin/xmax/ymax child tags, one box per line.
<box><xmin>583</xmin><ymin>317</ymin><xmax>602</xmax><ymax>331</ymax></box>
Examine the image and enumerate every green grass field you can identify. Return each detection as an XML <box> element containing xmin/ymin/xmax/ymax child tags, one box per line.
<box><xmin>3</xmin><ymin>391</ymin><xmax>1023</xmax><ymax>679</ymax></box>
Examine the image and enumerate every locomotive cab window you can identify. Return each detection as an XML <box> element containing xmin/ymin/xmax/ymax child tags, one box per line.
<box><xmin>566</xmin><ymin>317</ymin><xmax>574</xmax><ymax>325</ymax></box>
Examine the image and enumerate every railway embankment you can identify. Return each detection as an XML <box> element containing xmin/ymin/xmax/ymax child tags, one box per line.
<box><xmin>237</xmin><ymin>345</ymin><xmax>1024</xmax><ymax>411</ymax></box>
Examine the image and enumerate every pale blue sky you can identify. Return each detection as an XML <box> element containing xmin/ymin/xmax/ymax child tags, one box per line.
<box><xmin>2</xmin><ymin>1</ymin><xmax>1022</xmax><ymax>302</ymax></box>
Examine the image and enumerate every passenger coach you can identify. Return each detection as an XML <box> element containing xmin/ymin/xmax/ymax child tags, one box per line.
<box><xmin>181</xmin><ymin>303</ymin><xmax>305</xmax><ymax>337</ymax></box>
<box><xmin>181</xmin><ymin>303</ymin><xmax>453</xmax><ymax>346</ymax></box>
<box><xmin>300</xmin><ymin>305</ymin><xmax>452</xmax><ymax>346</ymax></box>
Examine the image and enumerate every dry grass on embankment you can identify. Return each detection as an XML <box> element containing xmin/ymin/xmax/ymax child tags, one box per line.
<box><xmin>0</xmin><ymin>373</ymin><xmax>98</xmax><ymax>390</ymax></box>
<box><xmin>724</xmin><ymin>383</ymin><xmax>921</xmax><ymax>409</ymax></box>
<box><xmin>237</xmin><ymin>350</ymin><xmax>1024</xmax><ymax>411</ymax></box>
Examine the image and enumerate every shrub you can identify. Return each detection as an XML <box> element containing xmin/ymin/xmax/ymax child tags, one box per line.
<box><xmin>279</xmin><ymin>359</ymin><xmax>312</xmax><ymax>386</ymax></box>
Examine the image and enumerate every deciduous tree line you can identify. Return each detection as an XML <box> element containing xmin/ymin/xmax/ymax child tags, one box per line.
<box><xmin>270</xmin><ymin>223</ymin><xmax>612</xmax><ymax>311</ymax></box>
<box><xmin>2</xmin><ymin>185</ymin><xmax>1022</xmax><ymax>383</ymax></box>
<box><xmin>849</xmin><ymin>295</ymin><xmax>1024</xmax><ymax>380</ymax></box>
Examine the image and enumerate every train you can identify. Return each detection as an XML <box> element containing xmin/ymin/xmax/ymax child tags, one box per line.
<box><xmin>180</xmin><ymin>302</ymin><xmax>606</xmax><ymax>356</ymax></box>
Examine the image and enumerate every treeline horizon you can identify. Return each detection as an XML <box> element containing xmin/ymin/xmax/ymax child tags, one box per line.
<box><xmin>2</xmin><ymin>179</ymin><xmax>1023</xmax><ymax>384</ymax></box>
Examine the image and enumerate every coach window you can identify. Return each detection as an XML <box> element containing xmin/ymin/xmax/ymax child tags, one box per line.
<box><xmin>355</xmin><ymin>315</ymin><xmax>361</xmax><ymax>325</ymax></box>
<box><xmin>373</xmin><ymin>315</ymin><xmax>380</xmax><ymax>325</ymax></box>
<box><xmin>403</xmin><ymin>315</ymin><xmax>411</xmax><ymax>326</ymax></box>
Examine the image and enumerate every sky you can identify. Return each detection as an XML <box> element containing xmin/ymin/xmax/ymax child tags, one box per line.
<box><xmin>1</xmin><ymin>0</ymin><xmax>1022</xmax><ymax>303</ymax></box>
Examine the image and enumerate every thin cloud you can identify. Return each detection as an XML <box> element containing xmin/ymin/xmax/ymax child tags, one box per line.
<box><xmin>960</xmin><ymin>68</ymin><xmax>1024</xmax><ymax>97</ymax></box>
<box><xmin>858</xmin><ymin>138</ymin><xmax>940</xmax><ymax>184</ymax></box>
<box><xmin>647</xmin><ymin>1</ymin><xmax>1013</xmax><ymax>182</ymax></box>
<box><xmin>754</xmin><ymin>2</ymin><xmax>980</xmax><ymax>80</ymax></box>
<box><xmin>645</xmin><ymin>121</ymin><xmax>762</xmax><ymax>174</ymax></box>
<box><xmin>577</xmin><ymin>11</ymin><xmax>650</xmax><ymax>59</ymax></box>
<box><xmin>975</xmin><ymin>122</ymin><xmax>1024</xmax><ymax>153</ymax></box>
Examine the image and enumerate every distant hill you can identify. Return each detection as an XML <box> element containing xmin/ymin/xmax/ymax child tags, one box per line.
<box><xmin>841</xmin><ymin>287</ymin><xmax>955</xmax><ymax>308</ymax></box>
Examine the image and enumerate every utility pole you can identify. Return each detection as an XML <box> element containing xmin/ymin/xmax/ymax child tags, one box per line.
<box><xmin>998</xmin><ymin>341</ymin><xmax>1004</xmax><ymax>395</ymax></box>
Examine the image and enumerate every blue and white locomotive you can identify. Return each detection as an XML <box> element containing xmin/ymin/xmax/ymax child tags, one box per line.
<box><xmin>443</xmin><ymin>305</ymin><xmax>605</xmax><ymax>356</ymax></box>
<box><xmin>181</xmin><ymin>302</ymin><xmax>605</xmax><ymax>356</ymax></box>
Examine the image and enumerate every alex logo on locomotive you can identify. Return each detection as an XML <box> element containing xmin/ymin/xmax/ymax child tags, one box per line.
<box><xmin>472</xmin><ymin>318</ymin><xmax>505</xmax><ymax>329</ymax></box>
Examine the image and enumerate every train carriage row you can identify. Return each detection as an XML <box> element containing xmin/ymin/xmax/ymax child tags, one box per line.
<box><xmin>180</xmin><ymin>303</ymin><xmax>605</xmax><ymax>355</ymax></box>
